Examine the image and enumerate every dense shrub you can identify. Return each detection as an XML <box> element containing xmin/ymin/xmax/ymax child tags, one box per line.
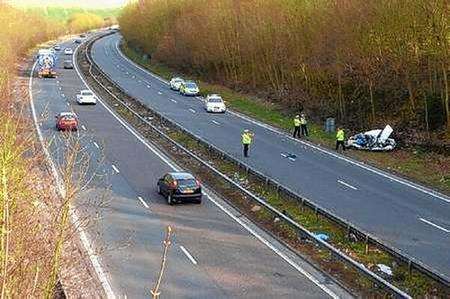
<box><xmin>119</xmin><ymin>0</ymin><xmax>449</xmax><ymax>133</ymax></box>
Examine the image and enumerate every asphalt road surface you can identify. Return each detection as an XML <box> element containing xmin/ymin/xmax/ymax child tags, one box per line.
<box><xmin>90</xmin><ymin>33</ymin><xmax>450</xmax><ymax>281</ymax></box>
<box><xmin>30</xmin><ymin>33</ymin><xmax>349</xmax><ymax>298</ymax></box>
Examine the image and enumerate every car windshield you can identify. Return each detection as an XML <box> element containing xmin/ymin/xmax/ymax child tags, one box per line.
<box><xmin>208</xmin><ymin>98</ymin><xmax>223</xmax><ymax>103</ymax></box>
<box><xmin>186</xmin><ymin>83</ymin><xmax>197</xmax><ymax>89</ymax></box>
<box><xmin>62</xmin><ymin>115</ymin><xmax>76</xmax><ymax>120</ymax></box>
<box><xmin>174</xmin><ymin>78</ymin><xmax>183</xmax><ymax>82</ymax></box>
<box><xmin>177</xmin><ymin>178</ymin><xmax>197</xmax><ymax>188</ymax></box>
<box><xmin>82</xmin><ymin>91</ymin><xmax>93</xmax><ymax>96</ymax></box>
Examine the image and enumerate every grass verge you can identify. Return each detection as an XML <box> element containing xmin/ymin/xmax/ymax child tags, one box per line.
<box><xmin>121</xmin><ymin>43</ymin><xmax>450</xmax><ymax>194</ymax></box>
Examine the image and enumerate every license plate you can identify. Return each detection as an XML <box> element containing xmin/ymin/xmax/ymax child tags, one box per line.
<box><xmin>183</xmin><ymin>189</ymin><xmax>194</xmax><ymax>194</ymax></box>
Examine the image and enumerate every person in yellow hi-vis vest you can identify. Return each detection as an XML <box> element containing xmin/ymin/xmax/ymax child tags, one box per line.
<box><xmin>242</xmin><ymin>129</ymin><xmax>254</xmax><ymax>157</ymax></box>
<box><xmin>300</xmin><ymin>113</ymin><xmax>308</xmax><ymax>137</ymax></box>
<box><xmin>335</xmin><ymin>127</ymin><xmax>345</xmax><ymax>152</ymax></box>
<box><xmin>293</xmin><ymin>115</ymin><xmax>301</xmax><ymax>138</ymax></box>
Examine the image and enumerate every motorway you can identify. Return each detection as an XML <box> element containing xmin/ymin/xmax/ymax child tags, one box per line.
<box><xmin>30</xmin><ymin>33</ymin><xmax>349</xmax><ymax>297</ymax></box>
<box><xmin>91</xmin><ymin>33</ymin><xmax>450</xmax><ymax>280</ymax></box>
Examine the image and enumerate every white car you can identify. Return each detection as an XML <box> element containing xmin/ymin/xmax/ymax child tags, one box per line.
<box><xmin>179</xmin><ymin>81</ymin><xmax>200</xmax><ymax>96</ymax></box>
<box><xmin>76</xmin><ymin>90</ymin><xmax>97</xmax><ymax>105</ymax></box>
<box><xmin>205</xmin><ymin>94</ymin><xmax>226</xmax><ymax>113</ymax></box>
<box><xmin>169</xmin><ymin>77</ymin><xmax>184</xmax><ymax>91</ymax></box>
<box><xmin>64</xmin><ymin>48</ymin><xmax>73</xmax><ymax>55</ymax></box>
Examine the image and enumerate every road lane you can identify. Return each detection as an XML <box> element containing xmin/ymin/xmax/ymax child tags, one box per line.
<box><xmin>90</xmin><ymin>33</ymin><xmax>450</xmax><ymax>280</ymax></box>
<box><xmin>31</xmin><ymin>35</ymin><xmax>345</xmax><ymax>298</ymax></box>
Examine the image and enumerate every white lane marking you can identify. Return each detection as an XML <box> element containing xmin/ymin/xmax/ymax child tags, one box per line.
<box><xmin>226</xmin><ymin>111</ymin><xmax>450</xmax><ymax>204</ymax></box>
<box><xmin>189</xmin><ymin>108</ymin><xmax>196</xmax><ymax>114</ymax></box>
<box><xmin>29</xmin><ymin>60</ymin><xmax>115</xmax><ymax>298</ymax></box>
<box><xmin>158</xmin><ymin>91</ymin><xmax>162</xmax><ymax>95</ymax></box>
<box><xmin>138</xmin><ymin>196</ymin><xmax>150</xmax><ymax>209</ymax></box>
<box><xmin>66</xmin><ymin>102</ymin><xmax>70</xmax><ymax>106</ymax></box>
<box><xmin>205</xmin><ymin>194</ymin><xmax>339</xmax><ymax>298</ymax></box>
<box><xmin>93</xmin><ymin>142</ymin><xmax>100</xmax><ymax>149</ymax></box>
<box><xmin>419</xmin><ymin>218</ymin><xmax>450</xmax><ymax>233</ymax></box>
<box><xmin>115</xmin><ymin>41</ymin><xmax>168</xmax><ymax>85</ymax></box>
<box><xmin>81</xmin><ymin>125</ymin><xmax>87</xmax><ymax>131</ymax></box>
<box><xmin>61</xmin><ymin>94</ymin><xmax>65</xmax><ymax>98</ymax></box>
<box><xmin>74</xmin><ymin>44</ymin><xmax>180</xmax><ymax>171</ymax></box>
<box><xmin>180</xmin><ymin>245</ymin><xmax>198</xmax><ymax>265</ymax></box>
<box><xmin>288</xmin><ymin>157</ymin><xmax>296</xmax><ymax>162</ymax></box>
<box><xmin>281</xmin><ymin>153</ymin><xmax>287</xmax><ymax>158</ymax></box>
<box><xmin>132</xmin><ymin>75</ymin><xmax>136</xmax><ymax>79</ymax></box>
<box><xmin>59</xmin><ymin>86</ymin><xmax>62</xmax><ymax>90</ymax></box>
<box><xmin>88</xmin><ymin>38</ymin><xmax>339</xmax><ymax>297</ymax></box>
<box><xmin>57</xmin><ymin>80</ymin><xmax>60</xmax><ymax>84</ymax></box>
<box><xmin>146</xmin><ymin>85</ymin><xmax>151</xmax><ymax>89</ymax></box>
<box><xmin>170</xmin><ymin>99</ymin><xmax>177</xmax><ymax>103</ymax></box>
<box><xmin>337</xmin><ymin>180</ymin><xmax>358</xmax><ymax>190</ymax></box>
<box><xmin>111</xmin><ymin>164</ymin><xmax>120</xmax><ymax>174</ymax></box>
<box><xmin>211</xmin><ymin>120</ymin><xmax>220</xmax><ymax>125</ymax></box>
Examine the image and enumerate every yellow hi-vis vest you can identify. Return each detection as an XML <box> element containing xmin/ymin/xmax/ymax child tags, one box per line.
<box><xmin>242</xmin><ymin>133</ymin><xmax>252</xmax><ymax>145</ymax></box>
<box><xmin>336</xmin><ymin>129</ymin><xmax>345</xmax><ymax>141</ymax></box>
<box><xmin>294</xmin><ymin>118</ymin><xmax>301</xmax><ymax>127</ymax></box>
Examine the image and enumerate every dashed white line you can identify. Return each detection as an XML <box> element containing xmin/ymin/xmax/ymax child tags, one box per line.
<box><xmin>146</xmin><ymin>85</ymin><xmax>151</xmax><ymax>89</ymax></box>
<box><xmin>419</xmin><ymin>218</ymin><xmax>450</xmax><ymax>233</ymax></box>
<box><xmin>111</xmin><ymin>164</ymin><xmax>120</xmax><ymax>174</ymax></box>
<box><xmin>337</xmin><ymin>180</ymin><xmax>358</xmax><ymax>190</ymax></box>
<box><xmin>189</xmin><ymin>108</ymin><xmax>196</xmax><ymax>114</ymax></box>
<box><xmin>158</xmin><ymin>91</ymin><xmax>162</xmax><ymax>95</ymax></box>
<box><xmin>58</xmin><ymin>86</ymin><xmax>62</xmax><ymax>90</ymax></box>
<box><xmin>66</xmin><ymin>102</ymin><xmax>70</xmax><ymax>106</ymax></box>
<box><xmin>61</xmin><ymin>94</ymin><xmax>65</xmax><ymax>98</ymax></box>
<box><xmin>93</xmin><ymin>142</ymin><xmax>100</xmax><ymax>149</ymax></box>
<box><xmin>211</xmin><ymin>120</ymin><xmax>220</xmax><ymax>125</ymax></box>
<box><xmin>138</xmin><ymin>196</ymin><xmax>150</xmax><ymax>209</ymax></box>
<box><xmin>180</xmin><ymin>245</ymin><xmax>198</xmax><ymax>265</ymax></box>
<box><xmin>81</xmin><ymin>125</ymin><xmax>87</xmax><ymax>131</ymax></box>
<box><xmin>170</xmin><ymin>99</ymin><xmax>177</xmax><ymax>103</ymax></box>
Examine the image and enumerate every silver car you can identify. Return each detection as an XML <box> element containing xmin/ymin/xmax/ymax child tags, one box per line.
<box><xmin>170</xmin><ymin>77</ymin><xmax>184</xmax><ymax>91</ymax></box>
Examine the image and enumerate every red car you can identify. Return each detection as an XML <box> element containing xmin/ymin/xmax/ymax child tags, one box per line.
<box><xmin>55</xmin><ymin>112</ymin><xmax>78</xmax><ymax>131</ymax></box>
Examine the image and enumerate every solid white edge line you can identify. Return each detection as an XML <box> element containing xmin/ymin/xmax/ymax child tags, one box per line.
<box><xmin>111</xmin><ymin>164</ymin><xmax>120</xmax><ymax>174</ymax></box>
<box><xmin>89</xmin><ymin>36</ymin><xmax>340</xmax><ymax>298</ymax></box>
<box><xmin>179</xmin><ymin>245</ymin><xmax>198</xmax><ymax>265</ymax></box>
<box><xmin>419</xmin><ymin>218</ymin><xmax>450</xmax><ymax>233</ymax></box>
<box><xmin>137</xmin><ymin>196</ymin><xmax>150</xmax><ymax>209</ymax></box>
<box><xmin>111</xmin><ymin>36</ymin><xmax>450</xmax><ymax>205</ymax></box>
<box><xmin>337</xmin><ymin>180</ymin><xmax>358</xmax><ymax>191</ymax></box>
<box><xmin>29</xmin><ymin>59</ymin><xmax>115</xmax><ymax>298</ymax></box>
<box><xmin>205</xmin><ymin>194</ymin><xmax>339</xmax><ymax>298</ymax></box>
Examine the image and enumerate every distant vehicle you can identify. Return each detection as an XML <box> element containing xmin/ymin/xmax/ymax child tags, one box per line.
<box><xmin>79</xmin><ymin>34</ymin><xmax>86</xmax><ymax>38</ymax></box>
<box><xmin>179</xmin><ymin>81</ymin><xmax>199</xmax><ymax>96</ymax></box>
<box><xmin>53</xmin><ymin>45</ymin><xmax>61</xmax><ymax>51</ymax></box>
<box><xmin>169</xmin><ymin>77</ymin><xmax>184</xmax><ymax>91</ymax></box>
<box><xmin>63</xmin><ymin>60</ymin><xmax>73</xmax><ymax>69</ymax></box>
<box><xmin>55</xmin><ymin>112</ymin><xmax>78</xmax><ymax>131</ymax></box>
<box><xmin>76</xmin><ymin>90</ymin><xmax>97</xmax><ymax>105</ymax></box>
<box><xmin>157</xmin><ymin>172</ymin><xmax>202</xmax><ymax>205</ymax></box>
<box><xmin>74</xmin><ymin>39</ymin><xmax>82</xmax><ymax>44</ymax></box>
<box><xmin>204</xmin><ymin>94</ymin><xmax>226</xmax><ymax>113</ymax></box>
<box><xmin>64</xmin><ymin>48</ymin><xmax>73</xmax><ymax>55</ymax></box>
<box><xmin>37</xmin><ymin>49</ymin><xmax>56</xmax><ymax>78</ymax></box>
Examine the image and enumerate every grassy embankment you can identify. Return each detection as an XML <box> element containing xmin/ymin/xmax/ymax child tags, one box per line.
<box><xmin>121</xmin><ymin>43</ymin><xmax>450</xmax><ymax>194</ymax></box>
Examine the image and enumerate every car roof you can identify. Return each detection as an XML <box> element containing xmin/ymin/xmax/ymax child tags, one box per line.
<box><xmin>172</xmin><ymin>77</ymin><xmax>184</xmax><ymax>81</ymax></box>
<box><xmin>208</xmin><ymin>94</ymin><xmax>222</xmax><ymax>98</ymax></box>
<box><xmin>168</xmin><ymin>172</ymin><xmax>195</xmax><ymax>179</ymax></box>
<box><xmin>80</xmin><ymin>89</ymin><xmax>92</xmax><ymax>93</ymax></box>
<box><xmin>59</xmin><ymin>112</ymin><xmax>77</xmax><ymax>117</ymax></box>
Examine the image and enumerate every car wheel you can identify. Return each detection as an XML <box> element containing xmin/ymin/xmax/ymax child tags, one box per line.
<box><xmin>167</xmin><ymin>193</ymin><xmax>174</xmax><ymax>205</ymax></box>
<box><xmin>195</xmin><ymin>197</ymin><xmax>202</xmax><ymax>204</ymax></box>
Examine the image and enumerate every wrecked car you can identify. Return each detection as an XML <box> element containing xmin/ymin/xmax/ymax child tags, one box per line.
<box><xmin>346</xmin><ymin>125</ymin><xmax>396</xmax><ymax>151</ymax></box>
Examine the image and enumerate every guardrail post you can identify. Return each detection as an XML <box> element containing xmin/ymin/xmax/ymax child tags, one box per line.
<box><xmin>276</xmin><ymin>185</ymin><xmax>280</xmax><ymax>199</ymax></box>
<box><xmin>265</xmin><ymin>177</ymin><xmax>269</xmax><ymax>187</ymax></box>
<box><xmin>408</xmin><ymin>260</ymin><xmax>412</xmax><ymax>275</ymax></box>
<box><xmin>365</xmin><ymin>235</ymin><xmax>369</xmax><ymax>254</ymax></box>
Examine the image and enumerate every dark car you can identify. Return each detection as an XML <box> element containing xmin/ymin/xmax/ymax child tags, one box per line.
<box><xmin>74</xmin><ymin>39</ymin><xmax>82</xmax><ymax>44</ymax></box>
<box><xmin>157</xmin><ymin>172</ymin><xmax>202</xmax><ymax>205</ymax></box>
<box><xmin>63</xmin><ymin>60</ymin><xmax>73</xmax><ymax>69</ymax></box>
<box><xmin>55</xmin><ymin>112</ymin><xmax>78</xmax><ymax>131</ymax></box>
